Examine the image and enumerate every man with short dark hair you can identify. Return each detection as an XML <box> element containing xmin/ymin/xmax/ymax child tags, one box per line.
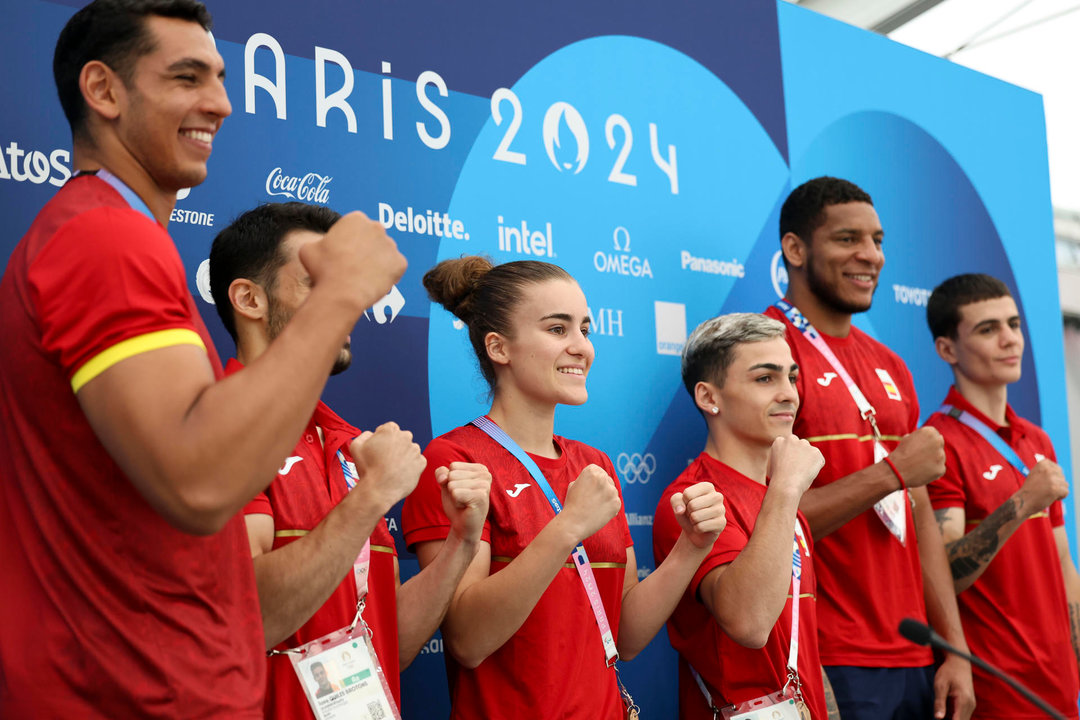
<box><xmin>654</xmin><ymin>312</ymin><xmax>836</xmax><ymax>719</ymax></box>
<box><xmin>764</xmin><ymin>176</ymin><xmax>975</xmax><ymax>719</ymax></box>
<box><xmin>0</xmin><ymin>1</ymin><xmax>405</xmax><ymax>716</ymax></box>
<box><xmin>924</xmin><ymin>273</ymin><xmax>1080</xmax><ymax>719</ymax></box>
<box><xmin>210</xmin><ymin>202</ymin><xmax>490</xmax><ymax>720</ymax></box>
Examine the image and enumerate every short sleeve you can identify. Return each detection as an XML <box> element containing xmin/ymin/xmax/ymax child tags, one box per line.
<box><xmin>1050</xmin><ymin>499</ymin><xmax>1065</xmax><ymax>528</ymax></box>
<box><xmin>244</xmin><ymin>490</ymin><xmax>273</xmax><ymax>518</ymax></box>
<box><xmin>402</xmin><ymin>436</ymin><xmax>491</xmax><ymax>550</ymax></box>
<box><xmin>926</xmin><ymin>428</ymin><xmax>966</xmax><ymax>510</ymax></box>
<box><xmin>28</xmin><ymin>206</ymin><xmax>204</xmax><ymax>392</ymax></box>
<box><xmin>653</xmin><ymin>482</ymin><xmax>748</xmax><ymax>599</ymax></box>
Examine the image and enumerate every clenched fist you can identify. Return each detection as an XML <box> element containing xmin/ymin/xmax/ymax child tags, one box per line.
<box><xmin>437</xmin><ymin>462</ymin><xmax>492</xmax><ymax>544</ymax></box>
<box><xmin>671</xmin><ymin>481</ymin><xmax>726</xmax><ymax>549</ymax></box>
<box><xmin>349</xmin><ymin>422</ymin><xmax>425</xmax><ymax>513</ymax></box>
<box><xmin>767</xmin><ymin>435</ymin><xmax>824</xmax><ymax>497</ymax></box>
<box><xmin>559</xmin><ymin>464</ymin><xmax>622</xmax><ymax>542</ymax></box>
<box><xmin>888</xmin><ymin>426</ymin><xmax>946</xmax><ymax>489</ymax></box>
<box><xmin>1019</xmin><ymin>459</ymin><xmax>1069</xmax><ymax>517</ymax></box>
<box><xmin>298</xmin><ymin>211</ymin><xmax>407</xmax><ymax>317</ymax></box>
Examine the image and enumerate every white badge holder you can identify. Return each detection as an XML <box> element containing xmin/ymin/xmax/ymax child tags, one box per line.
<box><xmin>721</xmin><ymin>689</ymin><xmax>809</xmax><ymax>720</ymax></box>
<box><xmin>871</xmin><ymin>433</ymin><xmax>907</xmax><ymax>546</ymax></box>
<box><xmin>288</xmin><ymin>619</ymin><xmax>401</xmax><ymax>720</ymax></box>
<box><xmin>279</xmin><ymin>451</ymin><xmax>402</xmax><ymax>720</ymax></box>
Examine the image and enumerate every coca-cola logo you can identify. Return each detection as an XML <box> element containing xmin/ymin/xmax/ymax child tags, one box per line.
<box><xmin>265</xmin><ymin>167</ymin><xmax>332</xmax><ymax>204</ymax></box>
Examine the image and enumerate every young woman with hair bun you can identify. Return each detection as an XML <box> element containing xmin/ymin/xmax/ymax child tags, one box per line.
<box><xmin>402</xmin><ymin>256</ymin><xmax>727</xmax><ymax>719</ymax></box>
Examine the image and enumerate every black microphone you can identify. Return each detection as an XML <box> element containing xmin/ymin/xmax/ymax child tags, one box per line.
<box><xmin>898</xmin><ymin>618</ymin><xmax>1066</xmax><ymax>720</ymax></box>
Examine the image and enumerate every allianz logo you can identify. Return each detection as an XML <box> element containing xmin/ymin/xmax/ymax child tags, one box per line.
<box><xmin>265</xmin><ymin>167</ymin><xmax>332</xmax><ymax>203</ymax></box>
<box><xmin>0</xmin><ymin>141</ymin><xmax>71</xmax><ymax>187</ymax></box>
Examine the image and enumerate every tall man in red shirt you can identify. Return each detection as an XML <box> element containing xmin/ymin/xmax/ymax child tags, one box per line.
<box><xmin>924</xmin><ymin>273</ymin><xmax>1080</xmax><ymax>718</ymax></box>
<box><xmin>765</xmin><ymin>177</ymin><xmax>974</xmax><ymax>720</ymax></box>
<box><xmin>0</xmin><ymin>1</ymin><xmax>405</xmax><ymax>716</ymax></box>
<box><xmin>209</xmin><ymin>202</ymin><xmax>491</xmax><ymax>719</ymax></box>
<box><xmin>653</xmin><ymin>312</ymin><xmax>835</xmax><ymax>719</ymax></box>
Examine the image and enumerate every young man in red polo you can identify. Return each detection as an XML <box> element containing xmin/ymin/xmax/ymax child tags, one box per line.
<box><xmin>924</xmin><ymin>273</ymin><xmax>1080</xmax><ymax>719</ymax></box>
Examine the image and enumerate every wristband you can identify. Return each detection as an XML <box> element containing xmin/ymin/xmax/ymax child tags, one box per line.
<box><xmin>883</xmin><ymin>456</ymin><xmax>907</xmax><ymax>492</ymax></box>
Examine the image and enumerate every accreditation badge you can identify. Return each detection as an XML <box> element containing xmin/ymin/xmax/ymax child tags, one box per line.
<box><xmin>872</xmin><ymin>440</ymin><xmax>907</xmax><ymax>546</ymax></box>
<box><xmin>289</xmin><ymin>623</ymin><xmax>401</xmax><ymax>720</ymax></box>
<box><xmin>721</xmin><ymin>689</ymin><xmax>806</xmax><ymax>720</ymax></box>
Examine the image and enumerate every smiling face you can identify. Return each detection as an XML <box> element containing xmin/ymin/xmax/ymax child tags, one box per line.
<box><xmin>802</xmin><ymin>201</ymin><xmax>885</xmax><ymax>315</ymax></box>
<box><xmin>266</xmin><ymin>230</ymin><xmax>352</xmax><ymax>375</ymax></box>
<box><xmin>112</xmin><ymin>15</ymin><xmax>231</xmax><ymax>194</ymax></box>
<box><xmin>491</xmin><ymin>278</ymin><xmax>594</xmax><ymax>408</ymax></box>
<box><xmin>712</xmin><ymin>337</ymin><xmax>799</xmax><ymax>449</ymax></box>
<box><xmin>938</xmin><ymin>295</ymin><xmax>1024</xmax><ymax>388</ymax></box>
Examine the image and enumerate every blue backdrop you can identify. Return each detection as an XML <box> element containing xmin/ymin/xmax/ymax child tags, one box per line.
<box><xmin>1</xmin><ymin>1</ymin><xmax>1069</xmax><ymax>716</ymax></box>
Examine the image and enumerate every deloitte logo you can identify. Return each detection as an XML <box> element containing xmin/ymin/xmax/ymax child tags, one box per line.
<box><xmin>770</xmin><ymin>250</ymin><xmax>789</xmax><ymax>299</ymax></box>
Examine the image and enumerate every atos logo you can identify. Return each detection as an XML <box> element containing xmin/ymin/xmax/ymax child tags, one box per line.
<box><xmin>770</xmin><ymin>250</ymin><xmax>789</xmax><ymax>299</ymax></box>
<box><xmin>617</xmin><ymin>452</ymin><xmax>657</xmax><ymax>484</ymax></box>
<box><xmin>542</xmin><ymin>102</ymin><xmax>589</xmax><ymax>174</ymax></box>
<box><xmin>0</xmin><ymin>141</ymin><xmax>71</xmax><ymax>187</ymax></box>
<box><xmin>265</xmin><ymin>167</ymin><xmax>332</xmax><ymax>203</ymax></box>
<box><xmin>363</xmin><ymin>285</ymin><xmax>406</xmax><ymax>324</ymax></box>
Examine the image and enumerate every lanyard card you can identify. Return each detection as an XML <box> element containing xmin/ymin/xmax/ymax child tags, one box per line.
<box><xmin>290</xmin><ymin>623</ymin><xmax>401</xmax><ymax>720</ymax></box>
<box><xmin>776</xmin><ymin>300</ymin><xmax>907</xmax><ymax>546</ymax></box>
<box><xmin>872</xmin><ymin>441</ymin><xmax>907</xmax><ymax>546</ymax></box>
<box><xmin>721</xmin><ymin>689</ymin><xmax>809</xmax><ymax>720</ymax></box>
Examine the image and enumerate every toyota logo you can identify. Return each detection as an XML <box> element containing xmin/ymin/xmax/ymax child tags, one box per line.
<box><xmin>617</xmin><ymin>452</ymin><xmax>657</xmax><ymax>484</ymax></box>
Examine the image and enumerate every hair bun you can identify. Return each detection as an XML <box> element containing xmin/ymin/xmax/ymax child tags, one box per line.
<box><xmin>422</xmin><ymin>255</ymin><xmax>494</xmax><ymax>322</ymax></box>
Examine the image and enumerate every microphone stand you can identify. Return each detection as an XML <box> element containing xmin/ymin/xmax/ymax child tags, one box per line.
<box><xmin>899</xmin><ymin>619</ymin><xmax>1066</xmax><ymax>720</ymax></box>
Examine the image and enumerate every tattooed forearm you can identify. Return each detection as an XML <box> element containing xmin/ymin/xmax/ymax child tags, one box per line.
<box><xmin>822</xmin><ymin>667</ymin><xmax>841</xmax><ymax>720</ymax></box>
<box><xmin>1069</xmin><ymin>602</ymin><xmax>1080</xmax><ymax>674</ymax></box>
<box><xmin>946</xmin><ymin>496</ymin><xmax>1022</xmax><ymax>585</ymax></box>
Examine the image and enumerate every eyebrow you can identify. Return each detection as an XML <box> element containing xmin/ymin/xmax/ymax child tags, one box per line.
<box><xmin>748</xmin><ymin>363</ymin><xmax>799</xmax><ymax>373</ymax></box>
<box><xmin>971</xmin><ymin>316</ymin><xmax>1019</xmax><ymax>331</ymax></box>
<box><xmin>539</xmin><ymin>313</ymin><xmax>589</xmax><ymax>324</ymax></box>
<box><xmin>166</xmin><ymin>57</ymin><xmax>226</xmax><ymax>79</ymax></box>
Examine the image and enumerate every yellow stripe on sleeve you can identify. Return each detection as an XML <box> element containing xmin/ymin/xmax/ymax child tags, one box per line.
<box><xmin>71</xmin><ymin>328</ymin><xmax>206</xmax><ymax>393</ymax></box>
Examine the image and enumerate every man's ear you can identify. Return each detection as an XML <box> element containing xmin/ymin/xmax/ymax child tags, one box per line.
<box><xmin>228</xmin><ymin>278</ymin><xmax>268</xmax><ymax>323</ymax></box>
<box><xmin>485</xmin><ymin>331</ymin><xmax>509</xmax><ymax>367</ymax></box>
<box><xmin>781</xmin><ymin>231</ymin><xmax>807</xmax><ymax>270</ymax></box>
<box><xmin>695</xmin><ymin>381</ymin><xmax>722</xmax><ymax>417</ymax></box>
<box><xmin>80</xmin><ymin>60</ymin><xmax>124</xmax><ymax>123</ymax></box>
<box><xmin>935</xmin><ymin>335</ymin><xmax>958</xmax><ymax>365</ymax></box>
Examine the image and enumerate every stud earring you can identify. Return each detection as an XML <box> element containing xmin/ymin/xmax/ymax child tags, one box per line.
<box><xmin>711</xmin><ymin>407</ymin><xmax>719</xmax><ymax>415</ymax></box>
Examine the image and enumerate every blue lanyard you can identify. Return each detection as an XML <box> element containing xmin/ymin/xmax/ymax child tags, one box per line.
<box><xmin>470</xmin><ymin>415</ymin><xmax>621</xmax><ymax>665</ymax></box>
<box><xmin>75</xmin><ymin>169</ymin><xmax>156</xmax><ymax>223</ymax></box>
<box><xmin>472</xmin><ymin>416</ymin><xmax>565</xmax><ymax>512</ymax></box>
<box><xmin>337</xmin><ymin>448</ymin><xmax>359</xmax><ymax>489</ymax></box>
<box><xmin>776</xmin><ymin>299</ymin><xmax>810</xmax><ymax>332</ymax></box>
<box><xmin>936</xmin><ymin>404</ymin><xmax>1029</xmax><ymax>477</ymax></box>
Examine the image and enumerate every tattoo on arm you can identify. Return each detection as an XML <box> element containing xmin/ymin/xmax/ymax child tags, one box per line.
<box><xmin>1069</xmin><ymin>602</ymin><xmax>1080</xmax><ymax>672</ymax></box>
<box><xmin>933</xmin><ymin>508</ymin><xmax>950</xmax><ymax>535</ymax></box>
<box><xmin>946</xmin><ymin>496</ymin><xmax>1022</xmax><ymax>582</ymax></box>
<box><xmin>822</xmin><ymin>667</ymin><xmax>841</xmax><ymax>720</ymax></box>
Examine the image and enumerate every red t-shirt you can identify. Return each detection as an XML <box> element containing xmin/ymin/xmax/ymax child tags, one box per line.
<box><xmin>226</xmin><ymin>359</ymin><xmax>401</xmax><ymax>719</ymax></box>
<box><xmin>765</xmin><ymin>305</ymin><xmax>932</xmax><ymax>668</ymax></box>
<box><xmin>926</xmin><ymin>387</ymin><xmax>1079</xmax><ymax>719</ymax></box>
<box><xmin>653</xmin><ymin>454</ymin><xmax>826</xmax><ymax>719</ymax></box>
<box><xmin>402</xmin><ymin>422</ymin><xmax>633</xmax><ymax>720</ymax></box>
<box><xmin>0</xmin><ymin>176</ymin><xmax>264</xmax><ymax>717</ymax></box>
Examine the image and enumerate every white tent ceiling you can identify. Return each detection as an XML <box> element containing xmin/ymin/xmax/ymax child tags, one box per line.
<box><xmin>787</xmin><ymin>0</ymin><xmax>1080</xmax><ymax>215</ymax></box>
